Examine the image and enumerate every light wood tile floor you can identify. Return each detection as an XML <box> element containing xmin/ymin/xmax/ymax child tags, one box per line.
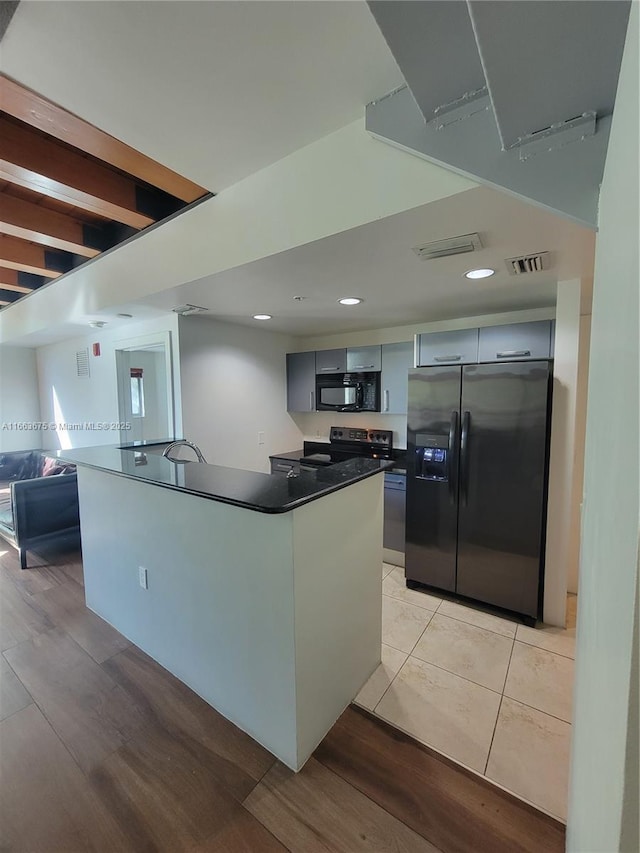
<box><xmin>0</xmin><ymin>545</ymin><xmax>565</xmax><ymax>852</ymax></box>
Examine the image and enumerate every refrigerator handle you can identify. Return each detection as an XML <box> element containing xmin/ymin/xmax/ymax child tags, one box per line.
<box><xmin>460</xmin><ymin>410</ymin><xmax>471</xmax><ymax>507</ymax></box>
<box><xmin>448</xmin><ymin>410</ymin><xmax>458</xmax><ymax>504</ymax></box>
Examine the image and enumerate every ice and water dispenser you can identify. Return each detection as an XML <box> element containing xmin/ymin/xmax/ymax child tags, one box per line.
<box><xmin>414</xmin><ymin>434</ymin><xmax>449</xmax><ymax>481</ymax></box>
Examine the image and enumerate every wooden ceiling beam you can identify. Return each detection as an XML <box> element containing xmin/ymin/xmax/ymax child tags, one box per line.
<box><xmin>0</xmin><ymin>118</ymin><xmax>155</xmax><ymax>229</ymax></box>
<box><xmin>0</xmin><ymin>267</ymin><xmax>35</xmax><ymax>293</ymax></box>
<box><xmin>0</xmin><ymin>236</ymin><xmax>64</xmax><ymax>278</ymax></box>
<box><xmin>0</xmin><ymin>75</ymin><xmax>208</xmax><ymax>203</ymax></box>
<box><xmin>0</xmin><ymin>194</ymin><xmax>100</xmax><ymax>258</ymax></box>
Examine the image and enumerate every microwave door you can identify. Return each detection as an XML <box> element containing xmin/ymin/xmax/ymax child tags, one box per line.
<box><xmin>320</xmin><ymin>386</ymin><xmax>357</xmax><ymax>409</ymax></box>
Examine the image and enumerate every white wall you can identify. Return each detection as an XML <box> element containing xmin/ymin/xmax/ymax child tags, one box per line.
<box><xmin>544</xmin><ymin>280</ymin><xmax>583</xmax><ymax>623</ymax></box>
<box><xmin>178</xmin><ymin>315</ymin><xmax>302</xmax><ymax>472</ymax></box>
<box><xmin>36</xmin><ymin>315</ymin><xmax>182</xmax><ymax>450</ymax></box>
<box><xmin>0</xmin><ymin>346</ymin><xmax>42</xmax><ymax>452</ymax></box>
<box><xmin>567</xmin><ymin>312</ymin><xmax>591</xmax><ymax>594</ymax></box>
<box><xmin>567</xmin><ymin>5</ymin><xmax>639</xmax><ymax>851</ymax></box>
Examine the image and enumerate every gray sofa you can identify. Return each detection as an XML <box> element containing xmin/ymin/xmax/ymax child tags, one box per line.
<box><xmin>0</xmin><ymin>450</ymin><xmax>80</xmax><ymax>570</ymax></box>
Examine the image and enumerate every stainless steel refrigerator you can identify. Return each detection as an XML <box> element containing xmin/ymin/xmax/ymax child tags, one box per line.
<box><xmin>405</xmin><ymin>361</ymin><xmax>552</xmax><ymax>621</ymax></box>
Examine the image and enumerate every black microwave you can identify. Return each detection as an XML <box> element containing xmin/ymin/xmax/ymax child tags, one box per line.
<box><xmin>315</xmin><ymin>372</ymin><xmax>381</xmax><ymax>412</ymax></box>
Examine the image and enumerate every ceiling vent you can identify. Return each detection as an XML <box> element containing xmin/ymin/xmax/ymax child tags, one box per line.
<box><xmin>505</xmin><ymin>252</ymin><xmax>551</xmax><ymax>275</ymax></box>
<box><xmin>172</xmin><ymin>304</ymin><xmax>209</xmax><ymax>316</ymax></box>
<box><xmin>76</xmin><ymin>348</ymin><xmax>90</xmax><ymax>378</ymax></box>
<box><xmin>412</xmin><ymin>233</ymin><xmax>482</xmax><ymax>261</ymax></box>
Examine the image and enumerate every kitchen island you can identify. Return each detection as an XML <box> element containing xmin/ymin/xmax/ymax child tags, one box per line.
<box><xmin>56</xmin><ymin>442</ymin><xmax>390</xmax><ymax>771</ymax></box>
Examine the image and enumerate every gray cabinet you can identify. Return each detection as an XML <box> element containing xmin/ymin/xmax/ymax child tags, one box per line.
<box><xmin>384</xmin><ymin>472</ymin><xmax>406</xmax><ymax>553</ymax></box>
<box><xmin>346</xmin><ymin>345</ymin><xmax>381</xmax><ymax>373</ymax></box>
<box><xmin>381</xmin><ymin>341</ymin><xmax>413</xmax><ymax>414</ymax></box>
<box><xmin>417</xmin><ymin>328</ymin><xmax>479</xmax><ymax>366</ymax></box>
<box><xmin>478</xmin><ymin>320</ymin><xmax>552</xmax><ymax>362</ymax></box>
<box><xmin>270</xmin><ymin>457</ymin><xmax>300</xmax><ymax>475</ymax></box>
<box><xmin>315</xmin><ymin>348</ymin><xmax>346</xmax><ymax>374</ymax></box>
<box><xmin>286</xmin><ymin>351</ymin><xmax>316</xmax><ymax>412</ymax></box>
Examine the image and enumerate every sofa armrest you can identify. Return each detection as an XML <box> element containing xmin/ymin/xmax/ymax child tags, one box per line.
<box><xmin>11</xmin><ymin>473</ymin><xmax>80</xmax><ymax>543</ymax></box>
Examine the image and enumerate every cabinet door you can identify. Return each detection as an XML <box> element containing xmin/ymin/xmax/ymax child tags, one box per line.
<box><xmin>384</xmin><ymin>474</ymin><xmax>406</xmax><ymax>552</ymax></box>
<box><xmin>417</xmin><ymin>329</ymin><xmax>479</xmax><ymax>366</ymax></box>
<box><xmin>381</xmin><ymin>341</ymin><xmax>413</xmax><ymax>413</ymax></box>
<box><xmin>286</xmin><ymin>351</ymin><xmax>316</xmax><ymax>412</ymax></box>
<box><xmin>346</xmin><ymin>345</ymin><xmax>381</xmax><ymax>373</ymax></box>
<box><xmin>315</xmin><ymin>348</ymin><xmax>346</xmax><ymax>374</ymax></box>
<box><xmin>270</xmin><ymin>458</ymin><xmax>300</xmax><ymax>475</ymax></box>
<box><xmin>478</xmin><ymin>320</ymin><xmax>551</xmax><ymax>362</ymax></box>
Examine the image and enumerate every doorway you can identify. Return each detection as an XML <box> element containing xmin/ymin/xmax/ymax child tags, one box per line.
<box><xmin>115</xmin><ymin>332</ymin><xmax>175</xmax><ymax>445</ymax></box>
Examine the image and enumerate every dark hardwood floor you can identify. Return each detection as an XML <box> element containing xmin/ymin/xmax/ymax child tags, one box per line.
<box><xmin>0</xmin><ymin>543</ymin><xmax>566</xmax><ymax>852</ymax></box>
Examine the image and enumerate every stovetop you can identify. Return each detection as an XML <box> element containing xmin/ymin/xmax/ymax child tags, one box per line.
<box><xmin>301</xmin><ymin>426</ymin><xmax>394</xmax><ymax>466</ymax></box>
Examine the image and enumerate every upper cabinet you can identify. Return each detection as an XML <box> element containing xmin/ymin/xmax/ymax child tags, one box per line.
<box><xmin>346</xmin><ymin>345</ymin><xmax>382</xmax><ymax>373</ymax></box>
<box><xmin>381</xmin><ymin>342</ymin><xmax>413</xmax><ymax>414</ymax></box>
<box><xmin>417</xmin><ymin>329</ymin><xmax>479</xmax><ymax>367</ymax></box>
<box><xmin>286</xmin><ymin>351</ymin><xmax>316</xmax><ymax>412</ymax></box>
<box><xmin>478</xmin><ymin>320</ymin><xmax>552</xmax><ymax>362</ymax></box>
<box><xmin>315</xmin><ymin>348</ymin><xmax>347</xmax><ymax>374</ymax></box>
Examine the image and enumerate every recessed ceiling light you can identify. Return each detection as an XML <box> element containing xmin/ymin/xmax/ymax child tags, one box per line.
<box><xmin>465</xmin><ymin>268</ymin><xmax>495</xmax><ymax>280</ymax></box>
<box><xmin>89</xmin><ymin>321</ymin><xmax>107</xmax><ymax>328</ymax></box>
<box><xmin>253</xmin><ymin>314</ymin><xmax>272</xmax><ymax>320</ymax></box>
<box><xmin>338</xmin><ymin>297</ymin><xmax>363</xmax><ymax>306</ymax></box>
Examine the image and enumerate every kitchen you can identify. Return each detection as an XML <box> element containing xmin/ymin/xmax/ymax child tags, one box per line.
<box><xmin>0</xmin><ymin>1</ymin><xmax>635</xmax><ymax>846</ymax></box>
<box><xmin>14</xmin><ymin>184</ymin><xmax>588</xmax><ymax>824</ymax></box>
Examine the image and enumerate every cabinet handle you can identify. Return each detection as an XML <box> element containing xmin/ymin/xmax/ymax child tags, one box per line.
<box><xmin>309</xmin><ymin>391</ymin><xmax>315</xmax><ymax>411</ymax></box>
<box><xmin>384</xmin><ymin>389</ymin><xmax>390</xmax><ymax>412</ymax></box>
<box><xmin>352</xmin><ymin>364</ymin><xmax>375</xmax><ymax>369</ymax></box>
<box><xmin>434</xmin><ymin>354</ymin><xmax>462</xmax><ymax>362</ymax></box>
<box><xmin>319</xmin><ymin>366</ymin><xmax>340</xmax><ymax>371</ymax></box>
<box><xmin>496</xmin><ymin>350</ymin><xmax>531</xmax><ymax>358</ymax></box>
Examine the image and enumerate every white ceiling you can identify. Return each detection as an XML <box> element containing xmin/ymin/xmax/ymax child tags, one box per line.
<box><xmin>135</xmin><ymin>184</ymin><xmax>595</xmax><ymax>336</ymax></box>
<box><xmin>1</xmin><ymin>0</ymin><xmax>403</xmax><ymax>191</ymax></box>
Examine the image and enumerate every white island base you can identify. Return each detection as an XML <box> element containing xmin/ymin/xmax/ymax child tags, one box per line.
<box><xmin>77</xmin><ymin>466</ymin><xmax>383</xmax><ymax>770</ymax></box>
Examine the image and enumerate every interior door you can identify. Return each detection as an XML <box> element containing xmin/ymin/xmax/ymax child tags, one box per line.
<box><xmin>456</xmin><ymin>361</ymin><xmax>551</xmax><ymax>617</ymax></box>
<box><xmin>405</xmin><ymin>366</ymin><xmax>461</xmax><ymax>592</ymax></box>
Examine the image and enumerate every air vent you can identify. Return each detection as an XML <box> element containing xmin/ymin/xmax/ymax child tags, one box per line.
<box><xmin>76</xmin><ymin>348</ymin><xmax>90</xmax><ymax>377</ymax></box>
<box><xmin>505</xmin><ymin>252</ymin><xmax>551</xmax><ymax>275</ymax></box>
<box><xmin>172</xmin><ymin>304</ymin><xmax>209</xmax><ymax>316</ymax></box>
<box><xmin>412</xmin><ymin>233</ymin><xmax>482</xmax><ymax>261</ymax></box>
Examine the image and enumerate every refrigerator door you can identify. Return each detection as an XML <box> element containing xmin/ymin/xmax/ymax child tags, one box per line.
<box><xmin>456</xmin><ymin>361</ymin><xmax>551</xmax><ymax>617</ymax></box>
<box><xmin>405</xmin><ymin>367</ymin><xmax>461</xmax><ymax>592</ymax></box>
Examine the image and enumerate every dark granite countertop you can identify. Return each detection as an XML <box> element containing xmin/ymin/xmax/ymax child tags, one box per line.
<box><xmin>55</xmin><ymin>442</ymin><xmax>392</xmax><ymax>514</ymax></box>
<box><xmin>269</xmin><ymin>449</ymin><xmax>305</xmax><ymax>462</ymax></box>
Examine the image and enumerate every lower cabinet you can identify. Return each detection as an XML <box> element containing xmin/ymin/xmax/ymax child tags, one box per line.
<box><xmin>270</xmin><ymin>458</ymin><xmax>300</xmax><ymax>475</ymax></box>
<box><xmin>383</xmin><ymin>472</ymin><xmax>406</xmax><ymax>553</ymax></box>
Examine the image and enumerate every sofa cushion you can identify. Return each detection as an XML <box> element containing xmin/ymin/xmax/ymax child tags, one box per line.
<box><xmin>0</xmin><ymin>451</ymin><xmax>43</xmax><ymax>481</ymax></box>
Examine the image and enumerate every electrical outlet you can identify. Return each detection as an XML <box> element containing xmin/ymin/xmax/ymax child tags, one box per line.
<box><xmin>138</xmin><ymin>566</ymin><xmax>148</xmax><ymax>590</ymax></box>
<box><xmin>257</xmin><ymin>431</ymin><xmax>265</xmax><ymax>445</ymax></box>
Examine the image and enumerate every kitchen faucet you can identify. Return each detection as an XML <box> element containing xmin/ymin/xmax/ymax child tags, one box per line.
<box><xmin>162</xmin><ymin>439</ymin><xmax>207</xmax><ymax>464</ymax></box>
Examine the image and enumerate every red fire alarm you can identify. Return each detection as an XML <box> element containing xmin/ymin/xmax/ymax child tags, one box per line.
<box><xmin>92</xmin><ymin>342</ymin><xmax>101</xmax><ymax>357</ymax></box>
